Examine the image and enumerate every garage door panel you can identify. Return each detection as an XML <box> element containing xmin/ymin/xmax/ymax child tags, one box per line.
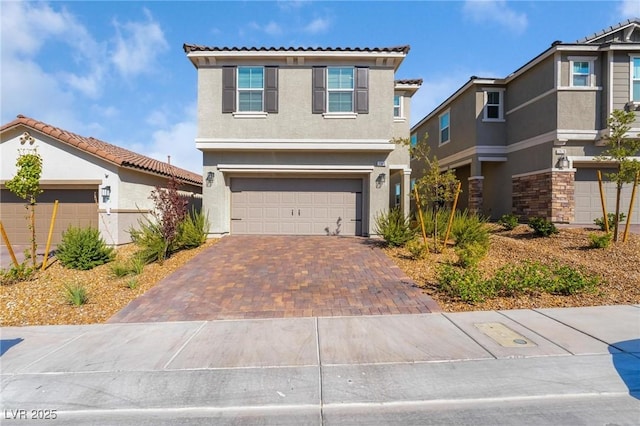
<box><xmin>1</xmin><ymin>189</ymin><xmax>98</xmax><ymax>246</ymax></box>
<box><xmin>574</xmin><ymin>169</ymin><xmax>639</xmax><ymax>224</ymax></box>
<box><xmin>230</xmin><ymin>178</ymin><xmax>363</xmax><ymax>235</ymax></box>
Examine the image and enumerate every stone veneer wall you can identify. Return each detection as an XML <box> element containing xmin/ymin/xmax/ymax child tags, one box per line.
<box><xmin>512</xmin><ymin>171</ymin><xmax>574</xmax><ymax>222</ymax></box>
<box><xmin>468</xmin><ymin>177</ymin><xmax>483</xmax><ymax>215</ymax></box>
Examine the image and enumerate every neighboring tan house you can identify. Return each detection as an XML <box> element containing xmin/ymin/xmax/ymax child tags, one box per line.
<box><xmin>0</xmin><ymin>115</ymin><xmax>202</xmax><ymax>247</ymax></box>
<box><xmin>183</xmin><ymin>44</ymin><xmax>421</xmax><ymax>236</ymax></box>
<box><xmin>411</xmin><ymin>19</ymin><xmax>640</xmax><ymax>224</ymax></box>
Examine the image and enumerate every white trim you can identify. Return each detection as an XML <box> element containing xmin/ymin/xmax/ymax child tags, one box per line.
<box><xmin>481</xmin><ymin>88</ymin><xmax>505</xmax><ymax>121</ymax></box>
<box><xmin>468</xmin><ymin>176</ymin><xmax>484</xmax><ymax>180</ymax></box>
<box><xmin>478</xmin><ymin>156</ymin><xmax>507</xmax><ymax>162</ymax></box>
<box><xmin>322</xmin><ymin>113</ymin><xmax>357</xmax><ymax>119</ymax></box>
<box><xmin>557</xmin><ymin>86</ymin><xmax>603</xmax><ymax>92</ymax></box>
<box><xmin>217</xmin><ymin>164</ymin><xmax>375</xmax><ymax>173</ymax></box>
<box><xmin>232</xmin><ymin>112</ymin><xmax>268</xmax><ymax>119</ymax></box>
<box><xmin>388</xmin><ymin>164</ymin><xmax>411</xmax><ymax>172</ymax></box>
<box><xmin>393</xmin><ymin>117</ymin><xmax>407</xmax><ymax>123</ymax></box>
<box><xmin>195</xmin><ymin>138</ymin><xmax>395</xmax><ymax>151</ymax></box>
<box><xmin>439</xmin><ymin>109</ymin><xmax>450</xmax><ymax>145</ymax></box>
<box><xmin>630</xmin><ymin>55</ymin><xmax>640</xmax><ymax>102</ymax></box>
<box><xmin>448</xmin><ymin>159</ymin><xmax>472</xmax><ymax>170</ymax></box>
<box><xmin>506</xmin><ymin>88</ymin><xmax>555</xmax><ymax>115</ymax></box>
<box><xmin>608</xmin><ymin>51</ymin><xmax>614</xmax><ymax>115</ymax></box>
<box><xmin>568</xmin><ymin>56</ymin><xmax>596</xmax><ymax>88</ymax></box>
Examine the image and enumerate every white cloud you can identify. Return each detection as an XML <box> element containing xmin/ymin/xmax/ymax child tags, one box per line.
<box><xmin>303</xmin><ymin>17</ymin><xmax>331</xmax><ymax>34</ymax></box>
<box><xmin>133</xmin><ymin>104</ymin><xmax>201</xmax><ymax>173</ymax></box>
<box><xmin>462</xmin><ymin>0</ymin><xmax>528</xmax><ymax>35</ymax></box>
<box><xmin>618</xmin><ymin>0</ymin><xmax>640</xmax><ymax>19</ymax></box>
<box><xmin>111</xmin><ymin>9</ymin><xmax>169</xmax><ymax>78</ymax></box>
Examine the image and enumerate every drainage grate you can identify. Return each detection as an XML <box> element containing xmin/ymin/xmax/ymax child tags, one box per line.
<box><xmin>474</xmin><ymin>322</ymin><xmax>537</xmax><ymax>347</ymax></box>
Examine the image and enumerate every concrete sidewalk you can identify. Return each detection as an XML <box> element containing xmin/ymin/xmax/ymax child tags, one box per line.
<box><xmin>1</xmin><ymin>305</ymin><xmax>639</xmax><ymax>425</ymax></box>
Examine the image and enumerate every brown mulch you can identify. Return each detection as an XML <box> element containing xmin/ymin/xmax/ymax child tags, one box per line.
<box><xmin>0</xmin><ymin>239</ymin><xmax>219</xmax><ymax>327</ymax></box>
<box><xmin>383</xmin><ymin>225</ymin><xmax>640</xmax><ymax>312</ymax></box>
<box><xmin>2</xmin><ymin>227</ymin><xmax>639</xmax><ymax>326</ymax></box>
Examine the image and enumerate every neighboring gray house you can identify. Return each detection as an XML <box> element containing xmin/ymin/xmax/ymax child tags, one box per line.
<box><xmin>183</xmin><ymin>45</ymin><xmax>421</xmax><ymax>236</ymax></box>
<box><xmin>0</xmin><ymin>115</ymin><xmax>202</xmax><ymax>246</ymax></box>
<box><xmin>411</xmin><ymin>19</ymin><xmax>640</xmax><ymax>224</ymax></box>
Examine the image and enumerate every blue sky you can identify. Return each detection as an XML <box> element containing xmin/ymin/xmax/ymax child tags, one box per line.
<box><xmin>2</xmin><ymin>0</ymin><xmax>639</xmax><ymax>174</ymax></box>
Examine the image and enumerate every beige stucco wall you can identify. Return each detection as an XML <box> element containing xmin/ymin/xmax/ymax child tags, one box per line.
<box><xmin>197</xmin><ymin>66</ymin><xmax>397</xmax><ymax>141</ymax></box>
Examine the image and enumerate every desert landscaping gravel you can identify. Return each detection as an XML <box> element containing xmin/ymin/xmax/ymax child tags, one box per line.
<box><xmin>1</xmin><ymin>226</ymin><xmax>638</xmax><ymax>326</ymax></box>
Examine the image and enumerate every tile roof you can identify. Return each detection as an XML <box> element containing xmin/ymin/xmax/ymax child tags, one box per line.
<box><xmin>395</xmin><ymin>79</ymin><xmax>423</xmax><ymax>85</ymax></box>
<box><xmin>183</xmin><ymin>44</ymin><xmax>411</xmax><ymax>55</ymax></box>
<box><xmin>1</xmin><ymin>115</ymin><xmax>202</xmax><ymax>186</ymax></box>
<box><xmin>576</xmin><ymin>18</ymin><xmax>640</xmax><ymax>43</ymax></box>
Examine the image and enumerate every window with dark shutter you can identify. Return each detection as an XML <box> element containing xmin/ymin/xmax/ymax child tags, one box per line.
<box><xmin>354</xmin><ymin>67</ymin><xmax>369</xmax><ymax>114</ymax></box>
<box><xmin>222</xmin><ymin>66</ymin><xmax>236</xmax><ymax>113</ymax></box>
<box><xmin>264</xmin><ymin>67</ymin><xmax>278</xmax><ymax>113</ymax></box>
<box><xmin>312</xmin><ymin>67</ymin><xmax>326</xmax><ymax>114</ymax></box>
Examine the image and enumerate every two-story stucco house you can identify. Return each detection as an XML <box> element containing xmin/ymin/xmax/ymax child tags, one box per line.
<box><xmin>411</xmin><ymin>19</ymin><xmax>640</xmax><ymax>225</ymax></box>
<box><xmin>183</xmin><ymin>45</ymin><xmax>421</xmax><ymax>237</ymax></box>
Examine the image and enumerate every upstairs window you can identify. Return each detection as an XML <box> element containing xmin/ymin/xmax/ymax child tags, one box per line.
<box><xmin>393</xmin><ymin>95</ymin><xmax>402</xmax><ymax>117</ymax></box>
<box><xmin>569</xmin><ymin>57</ymin><xmax>595</xmax><ymax>87</ymax></box>
<box><xmin>483</xmin><ymin>89</ymin><xmax>504</xmax><ymax>121</ymax></box>
<box><xmin>327</xmin><ymin>67</ymin><xmax>354</xmax><ymax>112</ymax></box>
<box><xmin>312</xmin><ymin>67</ymin><xmax>368</xmax><ymax>115</ymax></box>
<box><xmin>633</xmin><ymin>57</ymin><xmax>640</xmax><ymax>101</ymax></box>
<box><xmin>439</xmin><ymin>111</ymin><xmax>450</xmax><ymax>145</ymax></box>
<box><xmin>410</xmin><ymin>134</ymin><xmax>417</xmax><ymax>147</ymax></box>
<box><xmin>238</xmin><ymin>67</ymin><xmax>264</xmax><ymax>112</ymax></box>
<box><xmin>222</xmin><ymin>66</ymin><xmax>278</xmax><ymax>114</ymax></box>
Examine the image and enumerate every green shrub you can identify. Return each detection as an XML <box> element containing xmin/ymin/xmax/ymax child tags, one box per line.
<box><xmin>374</xmin><ymin>207</ymin><xmax>416</xmax><ymax>247</ymax></box>
<box><xmin>497</xmin><ymin>213</ymin><xmax>519</xmax><ymax>230</ymax></box>
<box><xmin>594</xmin><ymin>213</ymin><xmax>626</xmax><ymax>231</ymax></box>
<box><xmin>589</xmin><ymin>232</ymin><xmax>612</xmax><ymax>249</ymax></box>
<box><xmin>130</xmin><ymin>219</ymin><xmax>171</xmax><ymax>264</ymax></box>
<box><xmin>63</xmin><ymin>282</ymin><xmax>89</xmax><ymax>306</ymax></box>
<box><xmin>110</xmin><ymin>256</ymin><xmax>145</xmax><ymax>278</ymax></box>
<box><xmin>451</xmin><ymin>210</ymin><xmax>489</xmax><ymax>248</ymax></box>
<box><xmin>177</xmin><ymin>208</ymin><xmax>210</xmax><ymax>249</ymax></box>
<box><xmin>0</xmin><ymin>262</ymin><xmax>35</xmax><ymax>285</ymax></box>
<box><xmin>437</xmin><ymin>264</ymin><xmax>493</xmax><ymax>303</ymax></box>
<box><xmin>125</xmin><ymin>277</ymin><xmax>139</xmax><ymax>289</ymax></box>
<box><xmin>406</xmin><ymin>238</ymin><xmax>429</xmax><ymax>259</ymax></box>
<box><xmin>419</xmin><ymin>208</ymin><xmax>450</xmax><ymax>239</ymax></box>
<box><xmin>528</xmin><ymin>217</ymin><xmax>559</xmax><ymax>237</ymax></box>
<box><xmin>56</xmin><ymin>226</ymin><xmax>114</xmax><ymax>270</ymax></box>
<box><xmin>455</xmin><ymin>241</ymin><xmax>489</xmax><ymax>268</ymax></box>
<box><xmin>490</xmin><ymin>261</ymin><xmax>551</xmax><ymax>296</ymax></box>
<box><xmin>489</xmin><ymin>261</ymin><xmax>599</xmax><ymax>297</ymax></box>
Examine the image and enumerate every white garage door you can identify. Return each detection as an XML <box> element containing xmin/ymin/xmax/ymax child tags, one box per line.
<box><xmin>574</xmin><ymin>168</ymin><xmax>639</xmax><ymax>224</ymax></box>
<box><xmin>231</xmin><ymin>178</ymin><xmax>363</xmax><ymax>235</ymax></box>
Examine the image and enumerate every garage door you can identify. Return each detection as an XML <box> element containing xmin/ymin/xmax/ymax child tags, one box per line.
<box><xmin>1</xmin><ymin>189</ymin><xmax>99</xmax><ymax>246</ymax></box>
<box><xmin>574</xmin><ymin>168</ymin><xmax>639</xmax><ymax>224</ymax></box>
<box><xmin>231</xmin><ymin>178</ymin><xmax>363</xmax><ymax>235</ymax></box>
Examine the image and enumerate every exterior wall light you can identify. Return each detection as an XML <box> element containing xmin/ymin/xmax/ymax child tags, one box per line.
<box><xmin>101</xmin><ymin>185</ymin><xmax>111</xmax><ymax>201</ymax></box>
<box><xmin>558</xmin><ymin>155</ymin><xmax>569</xmax><ymax>169</ymax></box>
<box><xmin>206</xmin><ymin>171</ymin><xmax>215</xmax><ymax>186</ymax></box>
<box><xmin>376</xmin><ymin>173</ymin><xmax>386</xmax><ymax>188</ymax></box>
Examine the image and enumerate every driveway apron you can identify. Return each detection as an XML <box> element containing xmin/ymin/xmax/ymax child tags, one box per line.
<box><xmin>108</xmin><ymin>236</ymin><xmax>440</xmax><ymax>322</ymax></box>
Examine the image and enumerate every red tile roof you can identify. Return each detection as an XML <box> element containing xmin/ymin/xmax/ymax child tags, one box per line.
<box><xmin>1</xmin><ymin>115</ymin><xmax>202</xmax><ymax>186</ymax></box>
<box><xmin>183</xmin><ymin>44</ymin><xmax>411</xmax><ymax>55</ymax></box>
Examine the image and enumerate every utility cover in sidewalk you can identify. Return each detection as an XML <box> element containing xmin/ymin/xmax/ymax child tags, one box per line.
<box><xmin>474</xmin><ymin>322</ymin><xmax>537</xmax><ymax>347</ymax></box>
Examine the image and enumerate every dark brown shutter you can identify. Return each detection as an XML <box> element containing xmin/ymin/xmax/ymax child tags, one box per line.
<box><xmin>264</xmin><ymin>66</ymin><xmax>278</xmax><ymax>113</ymax></box>
<box><xmin>354</xmin><ymin>67</ymin><xmax>369</xmax><ymax>114</ymax></box>
<box><xmin>222</xmin><ymin>66</ymin><xmax>236</xmax><ymax>113</ymax></box>
<box><xmin>312</xmin><ymin>67</ymin><xmax>326</xmax><ymax>114</ymax></box>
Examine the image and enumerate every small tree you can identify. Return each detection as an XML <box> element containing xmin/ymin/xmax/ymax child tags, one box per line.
<box><xmin>597</xmin><ymin>109</ymin><xmax>640</xmax><ymax>242</ymax></box>
<box><xmin>5</xmin><ymin>148</ymin><xmax>43</xmax><ymax>266</ymax></box>
<box><xmin>147</xmin><ymin>174</ymin><xmax>188</xmax><ymax>261</ymax></box>
<box><xmin>396</xmin><ymin>135</ymin><xmax>460</xmax><ymax>251</ymax></box>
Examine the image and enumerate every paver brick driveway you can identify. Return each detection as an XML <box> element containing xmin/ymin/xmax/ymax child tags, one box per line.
<box><xmin>108</xmin><ymin>236</ymin><xmax>440</xmax><ymax>323</ymax></box>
